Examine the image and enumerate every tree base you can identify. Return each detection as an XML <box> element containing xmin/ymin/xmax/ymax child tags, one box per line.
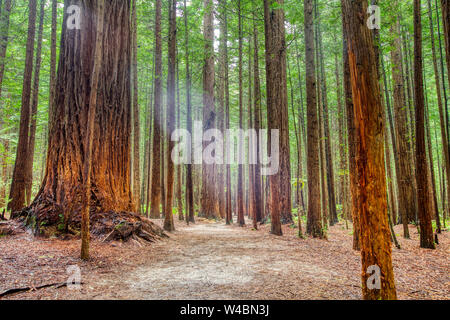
<box><xmin>11</xmin><ymin>199</ymin><xmax>168</xmax><ymax>243</ymax></box>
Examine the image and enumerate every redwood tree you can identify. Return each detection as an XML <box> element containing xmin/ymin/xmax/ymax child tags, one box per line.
<box><xmin>150</xmin><ymin>0</ymin><xmax>163</xmax><ymax>219</ymax></box>
<box><xmin>19</xmin><ymin>0</ymin><xmax>138</xmax><ymax>236</ymax></box>
<box><xmin>164</xmin><ymin>0</ymin><xmax>176</xmax><ymax>232</ymax></box>
<box><xmin>8</xmin><ymin>0</ymin><xmax>37</xmax><ymax>213</ymax></box>
<box><xmin>342</xmin><ymin>0</ymin><xmax>397</xmax><ymax>300</ymax></box>
<box><xmin>200</xmin><ymin>0</ymin><xmax>217</xmax><ymax>219</ymax></box>
<box><xmin>263</xmin><ymin>0</ymin><xmax>291</xmax><ymax>235</ymax></box>
<box><xmin>305</xmin><ymin>0</ymin><xmax>323</xmax><ymax>238</ymax></box>
<box><xmin>413</xmin><ymin>0</ymin><xmax>435</xmax><ymax>249</ymax></box>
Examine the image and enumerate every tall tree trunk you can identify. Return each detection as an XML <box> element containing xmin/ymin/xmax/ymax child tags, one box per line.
<box><xmin>429</xmin><ymin>0</ymin><xmax>450</xmax><ymax>232</ymax></box>
<box><xmin>164</xmin><ymin>0</ymin><xmax>176</xmax><ymax>232</ymax></box>
<box><xmin>316</xmin><ymin>2</ymin><xmax>338</xmax><ymax>226</ymax></box>
<box><xmin>150</xmin><ymin>0</ymin><xmax>162</xmax><ymax>219</ymax></box>
<box><xmin>131</xmin><ymin>0</ymin><xmax>140</xmax><ymax>212</ymax></box>
<box><xmin>442</xmin><ymin>0</ymin><xmax>450</xmax><ymax>107</ymax></box>
<box><xmin>24</xmin><ymin>0</ymin><xmax>45</xmax><ymax>206</ymax></box>
<box><xmin>336</xmin><ymin>54</ymin><xmax>349</xmax><ymax>224</ymax></box>
<box><xmin>391</xmin><ymin>20</ymin><xmax>413</xmax><ymax>238</ymax></box>
<box><xmin>48</xmin><ymin>0</ymin><xmax>58</xmax><ymax>137</ymax></box>
<box><xmin>176</xmin><ymin>57</ymin><xmax>183</xmax><ymax>221</ymax></box>
<box><xmin>342</xmin><ymin>8</ymin><xmax>360</xmax><ymax>250</ymax></box>
<box><xmin>184</xmin><ymin>0</ymin><xmax>194</xmax><ymax>224</ymax></box>
<box><xmin>81</xmin><ymin>0</ymin><xmax>105</xmax><ymax>260</ymax></box>
<box><xmin>16</xmin><ymin>0</ymin><xmax>143</xmax><ymax>241</ymax></box>
<box><xmin>304</xmin><ymin>0</ymin><xmax>323</xmax><ymax>238</ymax></box>
<box><xmin>201</xmin><ymin>0</ymin><xmax>217</xmax><ymax>219</ymax></box>
<box><xmin>0</xmin><ymin>0</ymin><xmax>11</xmax><ymax>102</ymax></box>
<box><xmin>264</xmin><ymin>0</ymin><xmax>291</xmax><ymax>235</ymax></box>
<box><xmin>8</xmin><ymin>0</ymin><xmax>37</xmax><ymax>213</ymax></box>
<box><xmin>252</xmin><ymin>13</ymin><xmax>263</xmax><ymax>225</ymax></box>
<box><xmin>217</xmin><ymin>0</ymin><xmax>227</xmax><ymax>222</ymax></box>
<box><xmin>342</xmin><ymin>0</ymin><xmax>397</xmax><ymax>300</ymax></box>
<box><xmin>414</xmin><ymin>0</ymin><xmax>435</xmax><ymax>249</ymax></box>
<box><xmin>236</xmin><ymin>0</ymin><xmax>245</xmax><ymax>226</ymax></box>
<box><xmin>145</xmin><ymin>57</ymin><xmax>154</xmax><ymax>217</ymax></box>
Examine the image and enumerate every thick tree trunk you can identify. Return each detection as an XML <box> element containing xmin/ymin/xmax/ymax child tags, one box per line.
<box><xmin>342</xmin><ymin>0</ymin><xmax>397</xmax><ymax>300</ymax></box>
<box><xmin>264</xmin><ymin>0</ymin><xmax>291</xmax><ymax>235</ymax></box>
<box><xmin>164</xmin><ymin>0</ymin><xmax>176</xmax><ymax>232</ymax></box>
<box><xmin>201</xmin><ymin>0</ymin><xmax>217</xmax><ymax>219</ymax></box>
<box><xmin>8</xmin><ymin>0</ymin><xmax>37</xmax><ymax>213</ymax></box>
<box><xmin>12</xmin><ymin>0</ymin><xmax>166</xmax><ymax>243</ymax></box>
<box><xmin>304</xmin><ymin>0</ymin><xmax>323</xmax><ymax>238</ymax></box>
<box><xmin>150</xmin><ymin>0</ymin><xmax>162</xmax><ymax>219</ymax></box>
<box><xmin>81</xmin><ymin>0</ymin><xmax>105</xmax><ymax>260</ymax></box>
<box><xmin>414</xmin><ymin>0</ymin><xmax>435</xmax><ymax>249</ymax></box>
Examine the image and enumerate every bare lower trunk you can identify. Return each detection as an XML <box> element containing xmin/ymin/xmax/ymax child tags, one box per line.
<box><xmin>342</xmin><ymin>0</ymin><xmax>397</xmax><ymax>300</ymax></box>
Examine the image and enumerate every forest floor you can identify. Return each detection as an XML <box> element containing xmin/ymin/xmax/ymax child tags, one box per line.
<box><xmin>0</xmin><ymin>216</ymin><xmax>448</xmax><ymax>300</ymax></box>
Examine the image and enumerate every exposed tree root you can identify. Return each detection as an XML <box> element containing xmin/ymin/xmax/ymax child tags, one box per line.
<box><xmin>0</xmin><ymin>220</ymin><xmax>25</xmax><ymax>236</ymax></box>
<box><xmin>11</xmin><ymin>198</ymin><xmax>168</xmax><ymax>243</ymax></box>
<box><xmin>0</xmin><ymin>282</ymin><xmax>84</xmax><ymax>298</ymax></box>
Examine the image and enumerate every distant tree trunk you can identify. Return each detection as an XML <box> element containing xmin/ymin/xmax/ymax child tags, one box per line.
<box><xmin>236</xmin><ymin>0</ymin><xmax>245</xmax><ymax>226</ymax></box>
<box><xmin>413</xmin><ymin>0</ymin><xmax>435</xmax><ymax>249</ymax></box>
<box><xmin>184</xmin><ymin>0</ymin><xmax>194</xmax><ymax>224</ymax></box>
<box><xmin>176</xmin><ymin>58</ymin><xmax>183</xmax><ymax>221</ymax></box>
<box><xmin>304</xmin><ymin>0</ymin><xmax>323</xmax><ymax>238</ymax></box>
<box><xmin>425</xmin><ymin>103</ymin><xmax>441</xmax><ymax>232</ymax></box>
<box><xmin>442</xmin><ymin>0</ymin><xmax>450</xmax><ymax>96</ymax></box>
<box><xmin>145</xmin><ymin>59</ymin><xmax>154</xmax><ymax>217</ymax></box>
<box><xmin>0</xmin><ymin>137</ymin><xmax>8</xmax><ymax>208</ymax></box>
<box><xmin>342</xmin><ymin>10</ymin><xmax>359</xmax><ymax>251</ymax></box>
<box><xmin>131</xmin><ymin>0</ymin><xmax>140</xmax><ymax>212</ymax></box>
<box><xmin>217</xmin><ymin>2</ymin><xmax>227</xmax><ymax>221</ymax></box>
<box><xmin>253</xmin><ymin>20</ymin><xmax>263</xmax><ymax>224</ymax></box>
<box><xmin>201</xmin><ymin>0</ymin><xmax>217</xmax><ymax>219</ymax></box>
<box><xmin>150</xmin><ymin>0</ymin><xmax>162</xmax><ymax>219</ymax></box>
<box><xmin>335</xmin><ymin>54</ymin><xmax>348</xmax><ymax>224</ymax></box>
<box><xmin>391</xmin><ymin>20</ymin><xmax>413</xmax><ymax>238</ymax></box>
<box><xmin>8</xmin><ymin>0</ymin><xmax>37</xmax><ymax>213</ymax></box>
<box><xmin>316</xmin><ymin>3</ymin><xmax>337</xmax><ymax>226</ymax></box>
<box><xmin>164</xmin><ymin>0</ymin><xmax>176</xmax><ymax>232</ymax></box>
<box><xmin>24</xmin><ymin>0</ymin><xmax>45</xmax><ymax>206</ymax></box>
<box><xmin>221</xmin><ymin>0</ymin><xmax>232</xmax><ymax>225</ymax></box>
<box><xmin>263</xmin><ymin>0</ymin><xmax>291</xmax><ymax>235</ymax></box>
<box><xmin>247</xmin><ymin>41</ymin><xmax>256</xmax><ymax>229</ymax></box>
<box><xmin>342</xmin><ymin>0</ymin><xmax>397</xmax><ymax>300</ymax></box>
<box><xmin>48</xmin><ymin>0</ymin><xmax>57</xmax><ymax>135</ymax></box>
<box><xmin>81</xmin><ymin>0</ymin><xmax>105</xmax><ymax>260</ymax></box>
<box><xmin>0</xmin><ymin>0</ymin><xmax>11</xmax><ymax>101</ymax></box>
<box><xmin>429</xmin><ymin>0</ymin><xmax>450</xmax><ymax>233</ymax></box>
<box><xmin>294</xmin><ymin>36</ymin><xmax>307</xmax><ymax>213</ymax></box>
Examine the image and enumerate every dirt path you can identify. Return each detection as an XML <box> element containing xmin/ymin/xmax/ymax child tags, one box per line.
<box><xmin>1</xmin><ymin>218</ymin><xmax>448</xmax><ymax>300</ymax></box>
